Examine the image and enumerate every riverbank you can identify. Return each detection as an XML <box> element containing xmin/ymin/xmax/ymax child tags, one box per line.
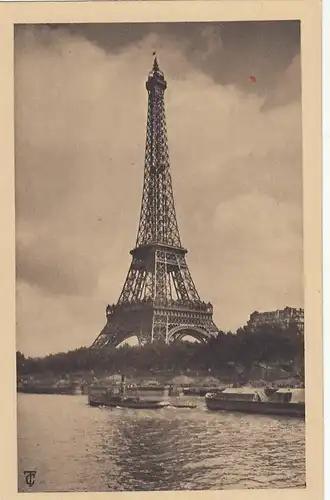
<box><xmin>17</xmin><ymin>368</ymin><xmax>303</xmax><ymax>395</ymax></box>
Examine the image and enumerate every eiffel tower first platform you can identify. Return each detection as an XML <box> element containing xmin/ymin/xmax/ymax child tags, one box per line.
<box><xmin>92</xmin><ymin>57</ymin><xmax>219</xmax><ymax>348</ymax></box>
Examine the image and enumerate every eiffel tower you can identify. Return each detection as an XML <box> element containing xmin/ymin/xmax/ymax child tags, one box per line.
<box><xmin>92</xmin><ymin>57</ymin><xmax>219</xmax><ymax>348</ymax></box>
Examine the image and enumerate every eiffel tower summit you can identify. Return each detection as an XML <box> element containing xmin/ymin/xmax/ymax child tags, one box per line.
<box><xmin>92</xmin><ymin>57</ymin><xmax>219</xmax><ymax>348</ymax></box>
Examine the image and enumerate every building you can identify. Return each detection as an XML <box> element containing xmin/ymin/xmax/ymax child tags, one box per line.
<box><xmin>247</xmin><ymin>307</ymin><xmax>304</xmax><ymax>334</ymax></box>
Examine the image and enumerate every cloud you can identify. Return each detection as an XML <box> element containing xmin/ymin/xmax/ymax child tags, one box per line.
<box><xmin>16</xmin><ymin>283</ymin><xmax>103</xmax><ymax>356</ymax></box>
<box><xmin>16</xmin><ymin>235</ymin><xmax>98</xmax><ymax>296</ymax></box>
<box><xmin>14</xmin><ymin>23</ymin><xmax>302</xmax><ymax>356</ymax></box>
<box><xmin>262</xmin><ymin>54</ymin><xmax>301</xmax><ymax>109</ymax></box>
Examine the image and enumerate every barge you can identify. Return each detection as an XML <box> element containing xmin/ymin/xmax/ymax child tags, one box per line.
<box><xmin>17</xmin><ymin>382</ymin><xmax>79</xmax><ymax>395</ymax></box>
<box><xmin>205</xmin><ymin>387</ymin><xmax>305</xmax><ymax>417</ymax></box>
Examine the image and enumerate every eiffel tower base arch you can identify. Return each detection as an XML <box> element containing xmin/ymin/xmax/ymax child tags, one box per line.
<box><xmin>93</xmin><ymin>302</ymin><xmax>218</xmax><ymax>348</ymax></box>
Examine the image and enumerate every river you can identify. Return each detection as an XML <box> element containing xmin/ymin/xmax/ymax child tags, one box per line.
<box><xmin>17</xmin><ymin>393</ymin><xmax>305</xmax><ymax>492</ymax></box>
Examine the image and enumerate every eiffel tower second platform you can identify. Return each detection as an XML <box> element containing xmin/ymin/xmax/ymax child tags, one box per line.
<box><xmin>92</xmin><ymin>57</ymin><xmax>219</xmax><ymax>348</ymax></box>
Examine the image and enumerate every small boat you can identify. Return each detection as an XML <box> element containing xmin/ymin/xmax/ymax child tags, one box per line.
<box><xmin>88</xmin><ymin>387</ymin><xmax>122</xmax><ymax>407</ymax></box>
<box><xmin>170</xmin><ymin>403</ymin><xmax>197</xmax><ymax>409</ymax></box>
<box><xmin>88</xmin><ymin>375</ymin><xmax>170</xmax><ymax>410</ymax></box>
<box><xmin>205</xmin><ymin>387</ymin><xmax>305</xmax><ymax>417</ymax></box>
<box><xmin>118</xmin><ymin>397</ymin><xmax>170</xmax><ymax>409</ymax></box>
<box><xmin>182</xmin><ymin>386</ymin><xmax>218</xmax><ymax>396</ymax></box>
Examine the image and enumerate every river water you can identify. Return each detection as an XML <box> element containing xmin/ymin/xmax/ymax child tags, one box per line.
<box><xmin>17</xmin><ymin>394</ymin><xmax>305</xmax><ymax>492</ymax></box>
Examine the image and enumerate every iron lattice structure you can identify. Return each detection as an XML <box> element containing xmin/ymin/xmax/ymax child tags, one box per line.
<box><xmin>92</xmin><ymin>58</ymin><xmax>219</xmax><ymax>348</ymax></box>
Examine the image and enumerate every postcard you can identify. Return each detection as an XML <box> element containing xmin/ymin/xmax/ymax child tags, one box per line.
<box><xmin>0</xmin><ymin>1</ymin><xmax>323</xmax><ymax>500</ymax></box>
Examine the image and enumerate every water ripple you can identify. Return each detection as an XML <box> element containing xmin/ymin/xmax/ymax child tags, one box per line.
<box><xmin>18</xmin><ymin>394</ymin><xmax>305</xmax><ymax>492</ymax></box>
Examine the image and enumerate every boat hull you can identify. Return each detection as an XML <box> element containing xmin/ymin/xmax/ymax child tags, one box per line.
<box><xmin>171</xmin><ymin>404</ymin><xmax>197</xmax><ymax>409</ymax></box>
<box><xmin>18</xmin><ymin>385</ymin><xmax>78</xmax><ymax>395</ymax></box>
<box><xmin>88</xmin><ymin>396</ymin><xmax>169</xmax><ymax>409</ymax></box>
<box><xmin>119</xmin><ymin>401</ymin><xmax>169</xmax><ymax>409</ymax></box>
<box><xmin>88</xmin><ymin>396</ymin><xmax>122</xmax><ymax>407</ymax></box>
<box><xmin>205</xmin><ymin>397</ymin><xmax>305</xmax><ymax>417</ymax></box>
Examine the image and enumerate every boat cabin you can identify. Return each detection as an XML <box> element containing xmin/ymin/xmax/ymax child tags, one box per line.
<box><xmin>269</xmin><ymin>388</ymin><xmax>305</xmax><ymax>404</ymax></box>
<box><xmin>127</xmin><ymin>386</ymin><xmax>169</xmax><ymax>402</ymax></box>
<box><xmin>207</xmin><ymin>387</ymin><xmax>268</xmax><ymax>402</ymax></box>
<box><xmin>88</xmin><ymin>382</ymin><xmax>168</xmax><ymax>403</ymax></box>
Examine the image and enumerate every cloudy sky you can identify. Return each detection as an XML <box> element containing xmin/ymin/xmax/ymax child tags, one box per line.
<box><xmin>15</xmin><ymin>22</ymin><xmax>303</xmax><ymax>357</ymax></box>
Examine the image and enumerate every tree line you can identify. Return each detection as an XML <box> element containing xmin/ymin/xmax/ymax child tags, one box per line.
<box><xmin>16</xmin><ymin>322</ymin><xmax>304</xmax><ymax>378</ymax></box>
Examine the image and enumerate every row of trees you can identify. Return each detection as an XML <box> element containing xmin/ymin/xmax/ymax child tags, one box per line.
<box><xmin>16</xmin><ymin>323</ymin><xmax>304</xmax><ymax>378</ymax></box>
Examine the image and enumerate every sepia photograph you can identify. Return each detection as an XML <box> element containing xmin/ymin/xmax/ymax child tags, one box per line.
<box><xmin>10</xmin><ymin>16</ymin><xmax>319</xmax><ymax>495</ymax></box>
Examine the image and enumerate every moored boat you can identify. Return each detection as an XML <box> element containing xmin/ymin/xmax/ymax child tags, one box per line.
<box><xmin>170</xmin><ymin>403</ymin><xmax>197</xmax><ymax>409</ymax></box>
<box><xmin>88</xmin><ymin>385</ymin><xmax>122</xmax><ymax>407</ymax></box>
<box><xmin>17</xmin><ymin>382</ymin><xmax>79</xmax><ymax>395</ymax></box>
<box><xmin>88</xmin><ymin>376</ymin><xmax>170</xmax><ymax>409</ymax></box>
<box><xmin>205</xmin><ymin>387</ymin><xmax>305</xmax><ymax>417</ymax></box>
<box><xmin>182</xmin><ymin>386</ymin><xmax>218</xmax><ymax>396</ymax></box>
<box><xmin>117</xmin><ymin>397</ymin><xmax>170</xmax><ymax>409</ymax></box>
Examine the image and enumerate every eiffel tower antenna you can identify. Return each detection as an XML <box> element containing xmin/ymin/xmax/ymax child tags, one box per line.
<box><xmin>92</xmin><ymin>58</ymin><xmax>219</xmax><ymax>347</ymax></box>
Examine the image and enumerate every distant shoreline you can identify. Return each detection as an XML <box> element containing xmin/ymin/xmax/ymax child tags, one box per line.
<box><xmin>17</xmin><ymin>370</ymin><xmax>303</xmax><ymax>396</ymax></box>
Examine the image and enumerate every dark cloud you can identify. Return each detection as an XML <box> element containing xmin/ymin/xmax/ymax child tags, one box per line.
<box><xmin>15</xmin><ymin>21</ymin><xmax>300</xmax><ymax>98</ymax></box>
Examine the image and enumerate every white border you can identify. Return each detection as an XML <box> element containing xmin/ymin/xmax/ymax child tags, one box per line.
<box><xmin>0</xmin><ymin>2</ymin><xmax>324</xmax><ymax>499</ymax></box>
<box><xmin>322</xmin><ymin>0</ymin><xmax>328</xmax><ymax>499</ymax></box>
